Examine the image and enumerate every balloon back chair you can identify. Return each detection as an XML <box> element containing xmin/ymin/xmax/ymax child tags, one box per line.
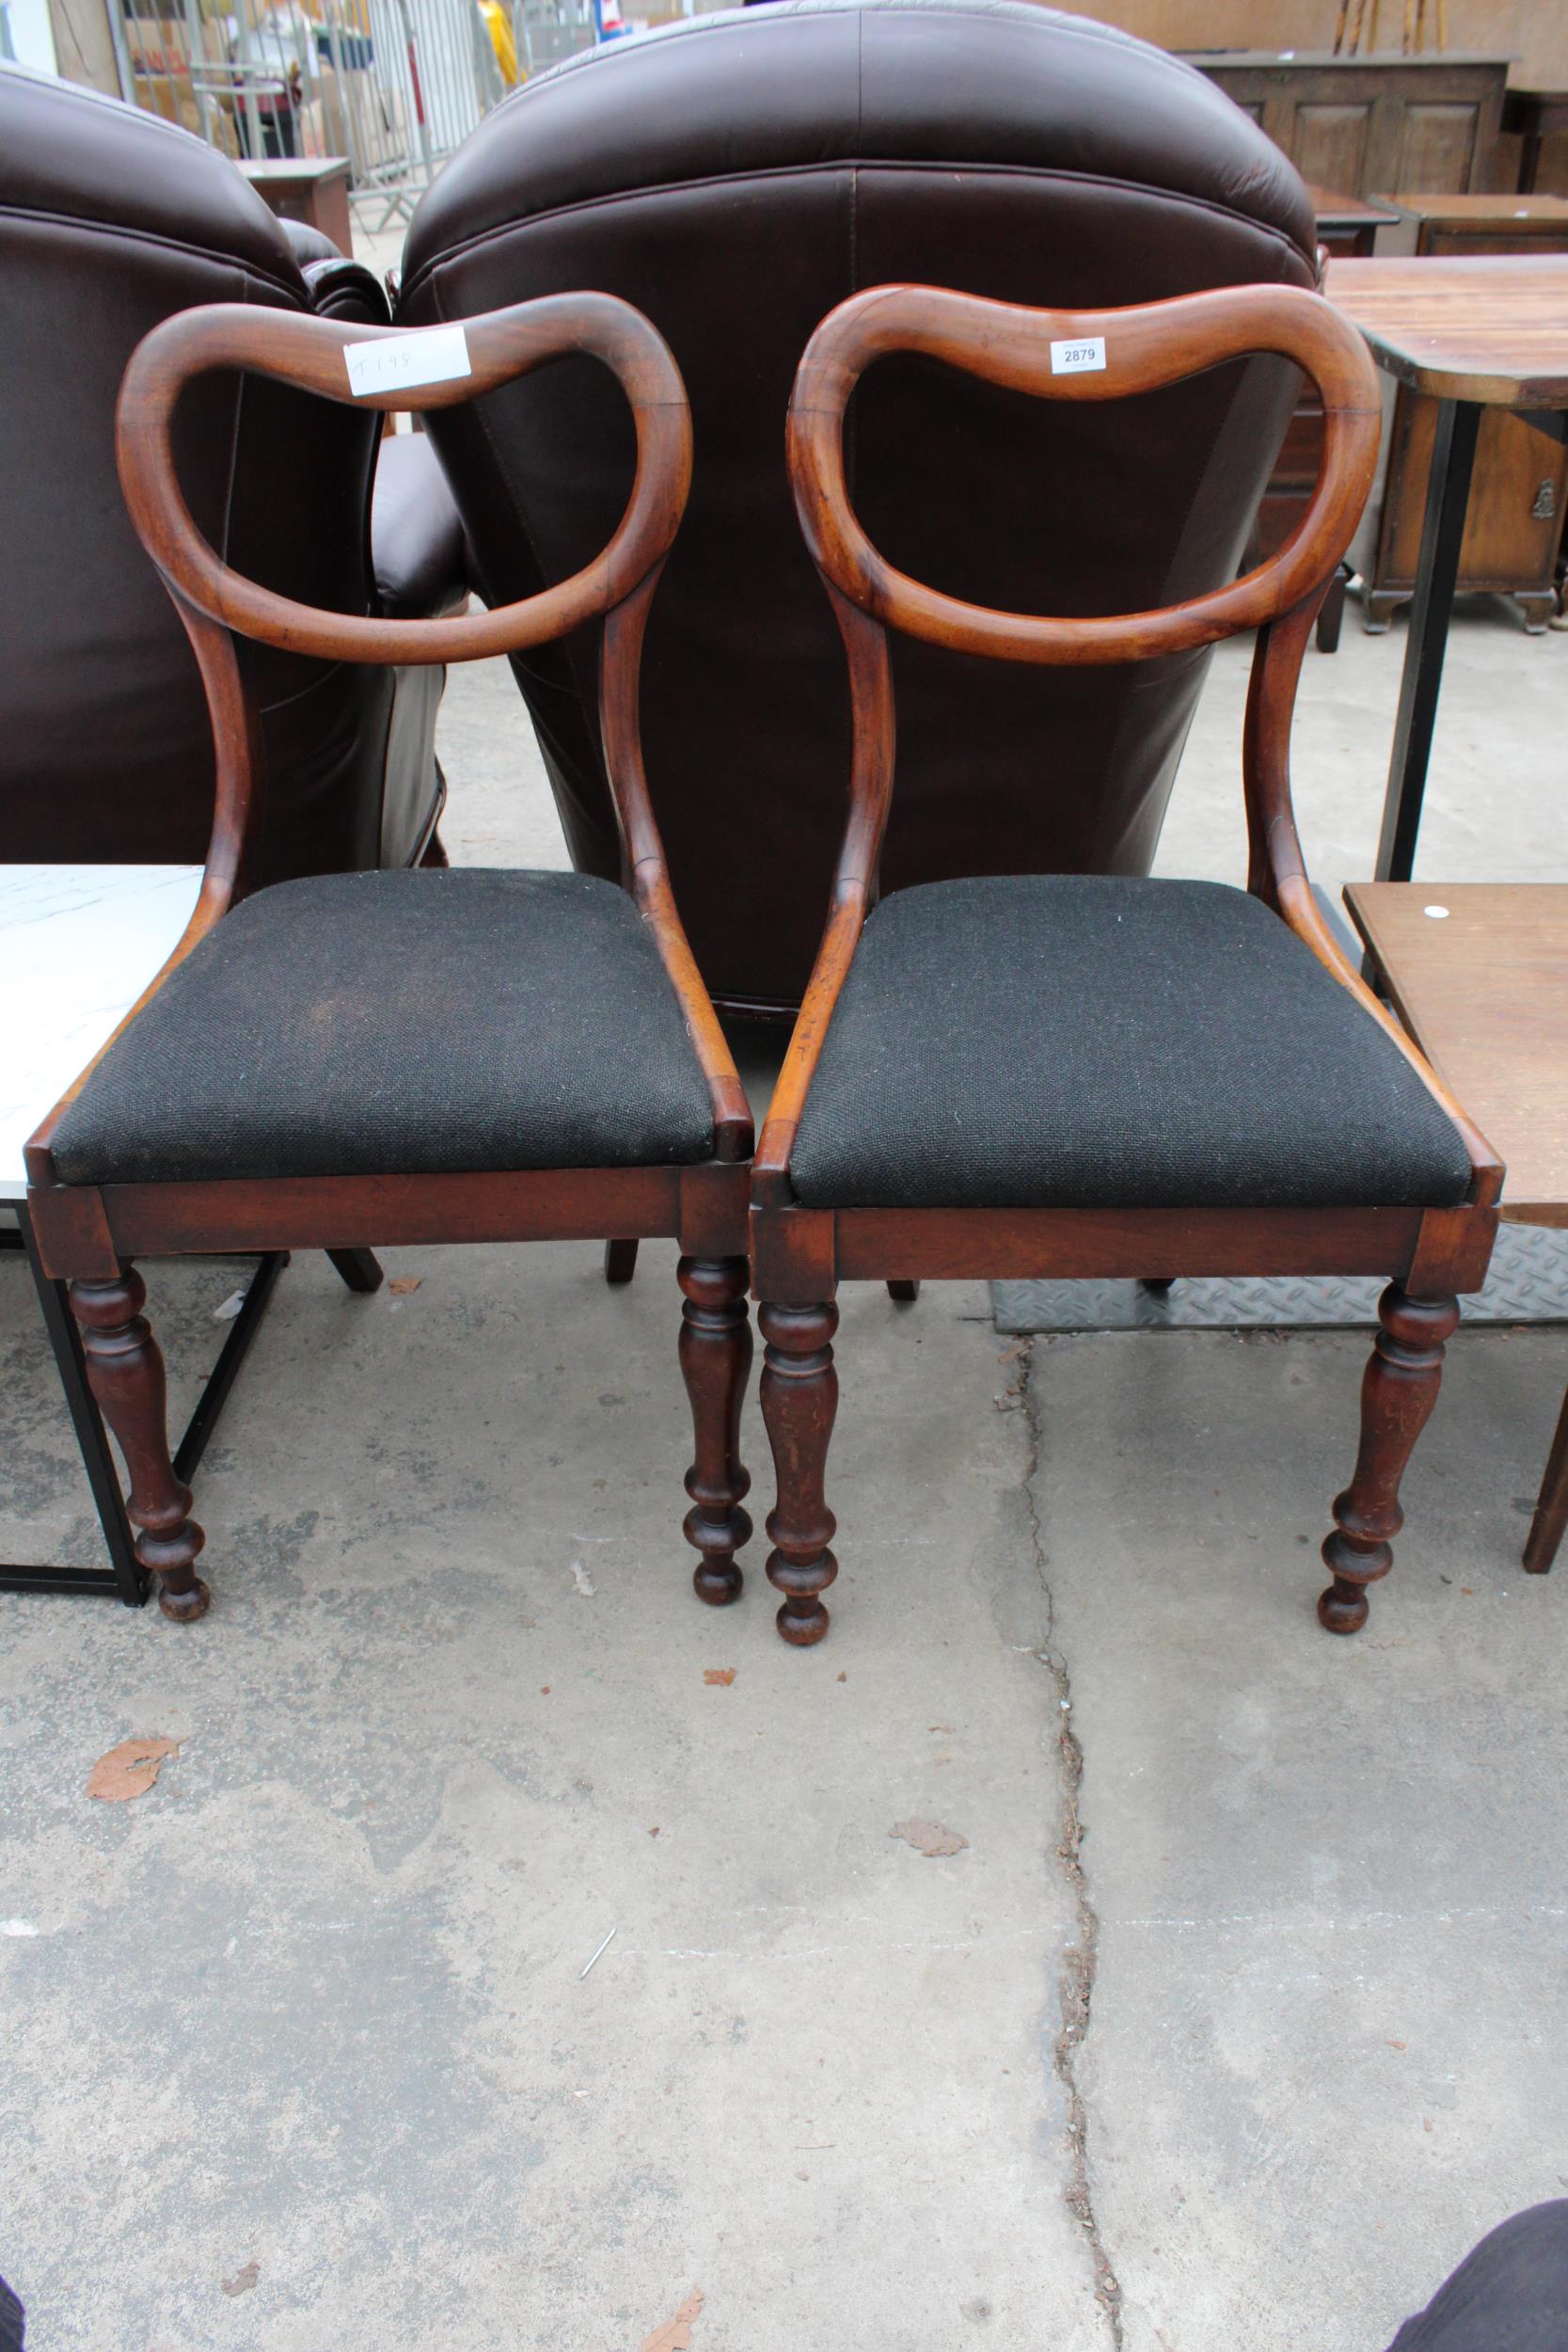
<box><xmin>24</xmin><ymin>296</ymin><xmax>753</xmax><ymax>1624</ymax></box>
<box><xmin>750</xmin><ymin>281</ymin><xmax>1501</xmax><ymax>1647</ymax></box>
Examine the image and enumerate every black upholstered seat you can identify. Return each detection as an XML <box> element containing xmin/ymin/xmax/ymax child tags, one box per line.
<box><xmin>52</xmin><ymin>869</ymin><xmax>717</xmax><ymax>1184</ymax></box>
<box><xmin>788</xmin><ymin>876</ymin><xmax>1473</xmax><ymax>1212</ymax></box>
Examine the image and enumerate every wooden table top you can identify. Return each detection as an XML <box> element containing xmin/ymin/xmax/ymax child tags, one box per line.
<box><xmin>1307</xmin><ymin>183</ymin><xmax>1401</xmax><ymax>230</ymax></box>
<box><xmin>1345</xmin><ymin>882</ymin><xmax>1568</xmax><ymax>1226</ymax></box>
<box><xmin>238</xmin><ymin>156</ymin><xmax>351</xmax><ymax>184</ymax></box>
<box><xmin>0</xmin><ymin>866</ymin><xmax>201</xmax><ymax>1201</ymax></box>
<box><xmin>1325</xmin><ymin>254</ymin><xmax>1568</xmax><ymax>407</ymax></box>
<box><xmin>1372</xmin><ymin>193</ymin><xmax>1568</xmax><ymax>229</ymax></box>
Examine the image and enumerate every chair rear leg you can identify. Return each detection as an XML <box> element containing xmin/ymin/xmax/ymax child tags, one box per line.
<box><xmin>327</xmin><ymin>1248</ymin><xmax>384</xmax><ymax>1294</ymax></box>
<box><xmin>759</xmin><ymin>1297</ymin><xmax>839</xmax><ymax>1645</ymax></box>
<box><xmin>605</xmin><ymin>1239</ymin><xmax>640</xmax><ymax>1285</ymax></box>
<box><xmin>678</xmin><ymin>1256</ymin><xmax>752</xmax><ymax>1604</ymax></box>
<box><xmin>1319</xmin><ymin>1282</ymin><xmax>1459</xmax><ymax>1633</ymax></box>
<box><xmin>1523</xmin><ymin>1379</ymin><xmax>1568</xmax><ymax>1575</ymax></box>
<box><xmin>69</xmin><ymin>1266</ymin><xmax>210</xmax><ymax>1622</ymax></box>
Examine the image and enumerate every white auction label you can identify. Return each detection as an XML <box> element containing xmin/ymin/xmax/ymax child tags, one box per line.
<box><xmin>344</xmin><ymin>325</ymin><xmax>472</xmax><ymax>399</ymax></box>
<box><xmin>1050</xmin><ymin>336</ymin><xmax>1106</xmax><ymax>375</ymax></box>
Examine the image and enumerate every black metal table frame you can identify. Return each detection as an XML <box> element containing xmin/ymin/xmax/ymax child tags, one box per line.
<box><xmin>1</xmin><ymin>1216</ymin><xmax>286</xmax><ymax>1602</ymax></box>
<box><xmin>1376</xmin><ymin>397</ymin><xmax>1567</xmax><ymax>884</ymax></box>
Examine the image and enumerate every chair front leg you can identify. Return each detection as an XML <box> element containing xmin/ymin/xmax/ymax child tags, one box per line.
<box><xmin>1319</xmin><ymin>1282</ymin><xmax>1460</xmax><ymax>1633</ymax></box>
<box><xmin>678</xmin><ymin>1255</ymin><xmax>752</xmax><ymax>1605</ymax></box>
<box><xmin>758</xmin><ymin>1297</ymin><xmax>839</xmax><ymax>1645</ymax></box>
<box><xmin>69</xmin><ymin>1265</ymin><xmax>210</xmax><ymax>1622</ymax></box>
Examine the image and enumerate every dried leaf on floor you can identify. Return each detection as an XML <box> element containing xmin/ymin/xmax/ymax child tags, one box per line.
<box><xmin>890</xmin><ymin>1817</ymin><xmax>968</xmax><ymax>1859</ymax></box>
<box><xmin>571</xmin><ymin>1562</ymin><xmax>596</xmax><ymax>1597</ymax></box>
<box><xmin>87</xmin><ymin>1737</ymin><xmax>180</xmax><ymax>1804</ymax></box>
<box><xmin>221</xmin><ymin>2262</ymin><xmax>259</xmax><ymax>2297</ymax></box>
<box><xmin>388</xmin><ymin>1276</ymin><xmax>422</xmax><ymax>1295</ymax></box>
<box><xmin>703</xmin><ymin>1668</ymin><xmax>736</xmax><ymax>1687</ymax></box>
<box><xmin>641</xmin><ymin>2287</ymin><xmax>704</xmax><ymax>2352</ymax></box>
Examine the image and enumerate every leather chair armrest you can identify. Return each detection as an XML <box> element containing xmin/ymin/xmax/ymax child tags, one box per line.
<box><xmin>299</xmin><ymin>252</ymin><xmax>391</xmax><ymax>326</ymax></box>
<box><xmin>372</xmin><ymin>432</ymin><xmax>474</xmax><ymax>620</ymax></box>
<box><xmin>277</xmin><ymin>215</ymin><xmax>344</xmax><ymax>270</ymax></box>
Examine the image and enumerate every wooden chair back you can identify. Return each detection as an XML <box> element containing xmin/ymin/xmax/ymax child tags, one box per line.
<box><xmin>782</xmin><ymin>280</ymin><xmax>1381</xmax><ymax>964</ymax></box>
<box><xmin>116</xmin><ymin>294</ymin><xmax>691</xmax><ymax>922</ymax></box>
<box><xmin>788</xmin><ymin>281</ymin><xmax>1379</xmax><ymax>667</ymax></box>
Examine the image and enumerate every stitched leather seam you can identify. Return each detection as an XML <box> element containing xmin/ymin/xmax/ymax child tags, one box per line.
<box><xmin>398</xmin><ymin>162</ymin><xmax>1315</xmax><ymax>310</ymax></box>
<box><xmin>0</xmin><ymin>200</ymin><xmax>303</xmax><ymax>303</ymax></box>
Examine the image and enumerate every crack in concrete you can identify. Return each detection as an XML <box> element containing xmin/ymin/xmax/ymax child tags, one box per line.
<box><xmin>1007</xmin><ymin>1335</ymin><xmax>1124</xmax><ymax>2349</ymax></box>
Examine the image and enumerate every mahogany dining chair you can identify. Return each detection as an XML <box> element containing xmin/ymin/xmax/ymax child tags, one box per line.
<box><xmin>750</xmin><ymin>280</ymin><xmax>1501</xmax><ymax>1646</ymax></box>
<box><xmin>24</xmin><ymin>295</ymin><xmax>753</xmax><ymax>1623</ymax></box>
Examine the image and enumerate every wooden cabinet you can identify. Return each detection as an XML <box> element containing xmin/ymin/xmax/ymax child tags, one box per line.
<box><xmin>1364</xmin><ymin>197</ymin><xmax>1568</xmax><ymax>633</ymax></box>
<box><xmin>1184</xmin><ymin>53</ymin><xmax>1508</xmax><ymax>199</ymax></box>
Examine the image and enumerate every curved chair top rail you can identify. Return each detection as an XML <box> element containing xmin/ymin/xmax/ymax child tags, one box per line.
<box><xmin>787</xmin><ymin>282</ymin><xmax>1381</xmax><ymax>666</ymax></box>
<box><xmin>116</xmin><ymin>293</ymin><xmax>692</xmax><ymax>664</ymax></box>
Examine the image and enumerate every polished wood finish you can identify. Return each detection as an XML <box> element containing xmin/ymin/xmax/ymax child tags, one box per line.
<box><xmin>754</xmin><ymin>280</ymin><xmax>1501</xmax><ymax>1643</ymax></box>
<box><xmin>1326</xmin><ymin>252</ymin><xmax>1568</xmax><ymax>407</ymax></box>
<box><xmin>1309</xmin><ymin>184</ymin><xmax>1403</xmax><ymax>251</ymax></box>
<box><xmin>1346</xmin><ymin>879</ymin><xmax>1568</xmax><ymax>1583</ymax></box>
<box><xmin>678</xmin><ymin>1254</ymin><xmax>753</xmax><ymax>1603</ymax></box>
<box><xmin>1319</xmin><ymin>1284</ymin><xmax>1460</xmax><ymax>1630</ymax></box>
<box><xmin>27</xmin><ymin>294</ymin><xmax>752</xmax><ymax>1617</ymax></box>
<box><xmin>758</xmin><ymin>1300</ymin><xmax>838</xmax><ymax>1647</ymax></box>
<box><xmin>1186</xmin><ymin>53</ymin><xmax>1508</xmax><ymax>199</ymax></box>
<box><xmin>1344</xmin><ymin>883</ymin><xmax>1568</xmax><ymax>1227</ymax></box>
<box><xmin>1377</xmin><ymin>192</ymin><xmax>1568</xmax><ymax>251</ymax></box>
<box><xmin>69</xmin><ymin>1266</ymin><xmax>210</xmax><ymax>1622</ymax></box>
<box><xmin>1335</xmin><ymin>214</ymin><xmax>1568</xmax><ymax>628</ymax></box>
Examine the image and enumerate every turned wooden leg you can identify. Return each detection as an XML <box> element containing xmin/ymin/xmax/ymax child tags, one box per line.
<box><xmin>678</xmin><ymin>1256</ymin><xmax>752</xmax><ymax>1605</ymax></box>
<box><xmin>1523</xmin><ymin>1379</ymin><xmax>1568</xmax><ymax>1576</ymax></box>
<box><xmin>605</xmin><ymin>1238</ymin><xmax>640</xmax><ymax>1286</ymax></box>
<box><xmin>69</xmin><ymin>1267</ymin><xmax>210</xmax><ymax>1622</ymax></box>
<box><xmin>1319</xmin><ymin>1284</ymin><xmax>1460</xmax><ymax>1634</ymax></box>
<box><xmin>759</xmin><ymin>1299</ymin><xmax>838</xmax><ymax>1646</ymax></box>
<box><xmin>327</xmin><ymin>1247</ymin><xmax>383</xmax><ymax>1294</ymax></box>
<box><xmin>887</xmin><ymin>1279</ymin><xmax>920</xmax><ymax>1304</ymax></box>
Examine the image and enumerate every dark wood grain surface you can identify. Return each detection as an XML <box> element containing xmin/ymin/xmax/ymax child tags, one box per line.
<box><xmin>1346</xmin><ymin>882</ymin><xmax>1568</xmax><ymax>1226</ymax></box>
<box><xmin>1326</xmin><ymin>254</ymin><xmax>1568</xmax><ymax>405</ymax></box>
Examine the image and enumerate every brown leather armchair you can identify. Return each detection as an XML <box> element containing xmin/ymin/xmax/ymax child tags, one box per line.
<box><xmin>0</xmin><ymin>65</ymin><xmax>467</xmax><ymax>884</ymax></box>
<box><xmin>397</xmin><ymin>0</ymin><xmax>1319</xmax><ymax>1015</ymax></box>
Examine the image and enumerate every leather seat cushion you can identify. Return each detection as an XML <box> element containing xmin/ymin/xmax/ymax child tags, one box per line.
<box><xmin>51</xmin><ymin>870</ymin><xmax>716</xmax><ymax>1184</ymax></box>
<box><xmin>788</xmin><ymin>877</ymin><xmax>1473</xmax><ymax>1211</ymax></box>
<box><xmin>372</xmin><ymin>432</ymin><xmax>474</xmax><ymax>621</ymax></box>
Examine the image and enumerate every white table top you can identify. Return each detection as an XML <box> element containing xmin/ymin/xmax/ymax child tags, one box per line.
<box><xmin>0</xmin><ymin>865</ymin><xmax>203</xmax><ymax>1200</ymax></box>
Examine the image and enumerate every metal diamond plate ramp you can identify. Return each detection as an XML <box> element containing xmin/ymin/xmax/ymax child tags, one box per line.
<box><xmin>991</xmin><ymin>1222</ymin><xmax>1568</xmax><ymax>1333</ymax></box>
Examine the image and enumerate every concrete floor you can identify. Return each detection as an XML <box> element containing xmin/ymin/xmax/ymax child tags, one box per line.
<box><xmin>3</xmin><ymin>604</ymin><xmax>1566</xmax><ymax>2352</ymax></box>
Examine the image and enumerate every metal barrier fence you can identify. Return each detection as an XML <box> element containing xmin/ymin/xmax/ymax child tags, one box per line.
<box><xmin>102</xmin><ymin>0</ymin><xmax>692</xmax><ymax>233</ymax></box>
<box><xmin>111</xmin><ymin>0</ymin><xmax>523</xmax><ymax>229</ymax></box>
